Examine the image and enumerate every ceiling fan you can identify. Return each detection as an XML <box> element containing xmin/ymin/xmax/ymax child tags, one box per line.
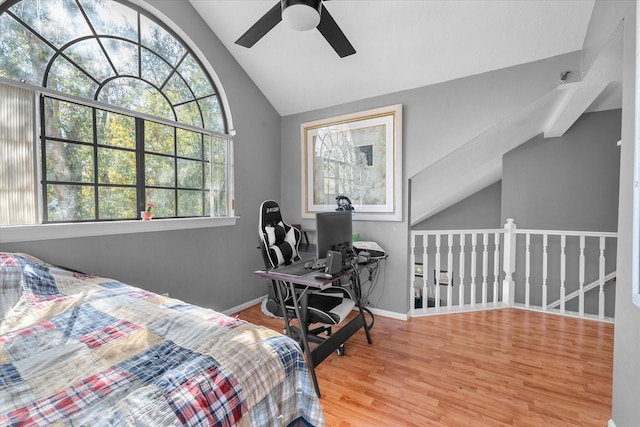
<box><xmin>235</xmin><ymin>0</ymin><xmax>356</xmax><ymax>58</ymax></box>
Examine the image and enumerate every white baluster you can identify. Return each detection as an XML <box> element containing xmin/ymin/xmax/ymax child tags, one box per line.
<box><xmin>435</xmin><ymin>234</ymin><xmax>441</xmax><ymax>309</ymax></box>
<box><xmin>525</xmin><ymin>233</ymin><xmax>531</xmax><ymax>308</ymax></box>
<box><xmin>482</xmin><ymin>233</ymin><xmax>488</xmax><ymax>306</ymax></box>
<box><xmin>501</xmin><ymin>219</ymin><xmax>517</xmax><ymax>306</ymax></box>
<box><xmin>599</xmin><ymin>237</ymin><xmax>605</xmax><ymax>319</ymax></box>
<box><xmin>579</xmin><ymin>236</ymin><xmax>585</xmax><ymax>316</ymax></box>
<box><xmin>542</xmin><ymin>234</ymin><xmax>548</xmax><ymax>311</ymax></box>
<box><xmin>471</xmin><ymin>234</ymin><xmax>477</xmax><ymax>308</ymax></box>
<box><xmin>459</xmin><ymin>234</ymin><xmax>466</xmax><ymax>308</ymax></box>
<box><xmin>493</xmin><ymin>232</ymin><xmax>500</xmax><ymax>306</ymax></box>
<box><xmin>410</xmin><ymin>234</ymin><xmax>416</xmax><ymax>312</ymax></box>
<box><xmin>560</xmin><ymin>235</ymin><xmax>566</xmax><ymax>314</ymax></box>
<box><xmin>423</xmin><ymin>235</ymin><xmax>429</xmax><ymax>312</ymax></box>
<box><xmin>447</xmin><ymin>234</ymin><xmax>453</xmax><ymax>308</ymax></box>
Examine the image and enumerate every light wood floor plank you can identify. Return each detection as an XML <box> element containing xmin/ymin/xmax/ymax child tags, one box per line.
<box><xmin>234</xmin><ymin>306</ymin><xmax>613</xmax><ymax>426</ymax></box>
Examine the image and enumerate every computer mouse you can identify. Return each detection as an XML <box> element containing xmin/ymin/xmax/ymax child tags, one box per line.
<box><xmin>314</xmin><ymin>272</ymin><xmax>333</xmax><ymax>280</ymax></box>
<box><xmin>304</xmin><ymin>261</ymin><xmax>314</xmax><ymax>269</ymax></box>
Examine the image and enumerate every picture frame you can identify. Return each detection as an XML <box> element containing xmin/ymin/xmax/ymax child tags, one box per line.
<box><xmin>434</xmin><ymin>270</ymin><xmax>452</xmax><ymax>286</ymax></box>
<box><xmin>414</xmin><ymin>262</ymin><xmax>424</xmax><ymax>277</ymax></box>
<box><xmin>301</xmin><ymin>104</ymin><xmax>403</xmax><ymax>221</ymax></box>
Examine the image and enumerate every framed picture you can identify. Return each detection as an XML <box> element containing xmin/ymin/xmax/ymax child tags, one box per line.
<box><xmin>301</xmin><ymin>104</ymin><xmax>402</xmax><ymax>221</ymax></box>
<box><xmin>414</xmin><ymin>262</ymin><xmax>424</xmax><ymax>277</ymax></box>
<box><xmin>434</xmin><ymin>270</ymin><xmax>452</xmax><ymax>286</ymax></box>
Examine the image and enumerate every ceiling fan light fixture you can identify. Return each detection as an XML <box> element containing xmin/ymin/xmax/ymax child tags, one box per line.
<box><xmin>281</xmin><ymin>0</ymin><xmax>322</xmax><ymax>31</ymax></box>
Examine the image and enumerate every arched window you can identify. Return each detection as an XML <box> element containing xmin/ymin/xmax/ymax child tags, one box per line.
<box><xmin>315</xmin><ymin>126</ymin><xmax>358</xmax><ymax>203</ymax></box>
<box><xmin>1</xmin><ymin>0</ymin><xmax>225</xmax><ymax>132</ymax></box>
<box><xmin>0</xmin><ymin>0</ymin><xmax>233</xmax><ymax>225</ymax></box>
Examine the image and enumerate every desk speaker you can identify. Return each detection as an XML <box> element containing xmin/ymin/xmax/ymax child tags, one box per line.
<box><xmin>325</xmin><ymin>250</ymin><xmax>342</xmax><ymax>275</ymax></box>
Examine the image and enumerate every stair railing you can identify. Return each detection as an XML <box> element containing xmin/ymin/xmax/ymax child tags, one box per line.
<box><xmin>410</xmin><ymin>219</ymin><xmax>618</xmax><ymax>321</ymax></box>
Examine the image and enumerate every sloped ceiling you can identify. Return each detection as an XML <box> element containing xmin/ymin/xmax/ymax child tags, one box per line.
<box><xmin>189</xmin><ymin>0</ymin><xmax>623</xmax><ymax>226</ymax></box>
<box><xmin>190</xmin><ymin>0</ymin><xmax>596</xmax><ymax>116</ymax></box>
<box><xmin>409</xmin><ymin>20</ymin><xmax>623</xmax><ymax>226</ymax></box>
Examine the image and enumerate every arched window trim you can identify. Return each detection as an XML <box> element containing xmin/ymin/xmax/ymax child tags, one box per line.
<box><xmin>126</xmin><ymin>0</ymin><xmax>235</xmax><ymax>133</ymax></box>
<box><xmin>0</xmin><ymin>0</ymin><xmax>234</xmax><ymax>134</ymax></box>
<box><xmin>0</xmin><ymin>0</ymin><xmax>238</xmax><ymax>236</ymax></box>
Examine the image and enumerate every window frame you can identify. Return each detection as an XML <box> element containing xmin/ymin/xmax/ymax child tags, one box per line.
<box><xmin>0</xmin><ymin>0</ymin><xmax>238</xmax><ymax>241</ymax></box>
<box><xmin>0</xmin><ymin>216</ymin><xmax>237</xmax><ymax>243</ymax></box>
<box><xmin>0</xmin><ymin>78</ymin><xmax>236</xmax><ymax>243</ymax></box>
<box><xmin>40</xmin><ymin>94</ymin><xmax>222</xmax><ymax>223</ymax></box>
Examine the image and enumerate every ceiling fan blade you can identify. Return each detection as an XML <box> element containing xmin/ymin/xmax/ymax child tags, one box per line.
<box><xmin>235</xmin><ymin>1</ymin><xmax>282</xmax><ymax>48</ymax></box>
<box><xmin>317</xmin><ymin>5</ymin><xmax>355</xmax><ymax>58</ymax></box>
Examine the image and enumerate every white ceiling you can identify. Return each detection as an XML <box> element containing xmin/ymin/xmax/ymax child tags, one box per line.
<box><xmin>189</xmin><ymin>0</ymin><xmax>596</xmax><ymax>116</ymax></box>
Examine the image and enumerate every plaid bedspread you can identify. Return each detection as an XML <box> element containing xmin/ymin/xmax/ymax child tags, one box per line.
<box><xmin>0</xmin><ymin>253</ymin><xmax>325</xmax><ymax>427</ymax></box>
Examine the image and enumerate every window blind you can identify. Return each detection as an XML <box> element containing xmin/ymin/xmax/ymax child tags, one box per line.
<box><xmin>0</xmin><ymin>82</ymin><xmax>37</xmax><ymax>225</ymax></box>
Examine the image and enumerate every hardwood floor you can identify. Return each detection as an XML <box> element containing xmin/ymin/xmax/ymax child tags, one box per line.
<box><xmin>234</xmin><ymin>305</ymin><xmax>614</xmax><ymax>427</ymax></box>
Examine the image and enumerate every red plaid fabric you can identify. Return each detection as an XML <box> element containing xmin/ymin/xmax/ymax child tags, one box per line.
<box><xmin>0</xmin><ymin>253</ymin><xmax>19</xmax><ymax>267</ymax></box>
<box><xmin>206</xmin><ymin>313</ymin><xmax>246</xmax><ymax>329</ymax></box>
<box><xmin>0</xmin><ymin>321</ymin><xmax>55</xmax><ymax>344</ymax></box>
<box><xmin>168</xmin><ymin>366</ymin><xmax>246</xmax><ymax>427</ymax></box>
<box><xmin>1</xmin><ymin>367</ymin><xmax>132</xmax><ymax>426</ymax></box>
<box><xmin>79</xmin><ymin>320</ymin><xmax>141</xmax><ymax>349</ymax></box>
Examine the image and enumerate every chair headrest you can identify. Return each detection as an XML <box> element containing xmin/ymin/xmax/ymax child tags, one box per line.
<box><xmin>259</xmin><ymin>200</ymin><xmax>282</xmax><ymax>229</ymax></box>
<box><xmin>258</xmin><ymin>200</ymin><xmax>300</xmax><ymax>268</ymax></box>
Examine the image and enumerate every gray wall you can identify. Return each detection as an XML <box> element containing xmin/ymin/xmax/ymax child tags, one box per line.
<box><xmin>413</xmin><ymin>180</ymin><xmax>502</xmax><ymax>231</ymax></box>
<box><xmin>0</xmin><ymin>0</ymin><xmax>282</xmax><ymax>312</ymax></box>
<box><xmin>278</xmin><ymin>51</ymin><xmax>597</xmax><ymax>315</ymax></box>
<box><xmin>502</xmin><ymin>110</ymin><xmax>621</xmax><ymax>232</ymax></box>
<box><xmin>503</xmin><ymin>109</ymin><xmax>621</xmax><ymax>317</ymax></box>
<box><xmin>281</xmin><ymin>103</ymin><xmax>409</xmax><ymax>314</ymax></box>
<box><xmin>0</xmin><ymin>12</ymin><xmax>592</xmax><ymax>317</ymax></box>
<box><xmin>612</xmin><ymin>1</ymin><xmax>640</xmax><ymax>426</ymax></box>
<box><xmin>411</xmin><ymin>106</ymin><xmax>621</xmax><ymax>316</ymax></box>
<box><xmin>1</xmin><ymin>2</ymin><xmax>638</xmax><ymax>423</ymax></box>
<box><xmin>404</xmin><ymin>52</ymin><xmax>582</xmax><ymax>179</ymax></box>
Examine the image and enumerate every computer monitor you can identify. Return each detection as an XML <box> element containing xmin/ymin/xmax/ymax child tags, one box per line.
<box><xmin>315</xmin><ymin>210</ymin><xmax>353</xmax><ymax>267</ymax></box>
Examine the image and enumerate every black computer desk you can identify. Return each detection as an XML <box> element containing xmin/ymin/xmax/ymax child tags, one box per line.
<box><xmin>254</xmin><ymin>260</ymin><xmax>376</xmax><ymax>397</ymax></box>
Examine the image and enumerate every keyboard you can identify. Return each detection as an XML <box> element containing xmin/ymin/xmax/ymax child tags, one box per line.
<box><xmin>273</xmin><ymin>259</ymin><xmax>315</xmax><ymax>277</ymax></box>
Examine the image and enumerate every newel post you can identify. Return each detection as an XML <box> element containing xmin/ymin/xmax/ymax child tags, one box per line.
<box><xmin>502</xmin><ymin>218</ymin><xmax>517</xmax><ymax>306</ymax></box>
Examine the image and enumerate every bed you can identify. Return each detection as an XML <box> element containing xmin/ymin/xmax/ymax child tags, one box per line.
<box><xmin>0</xmin><ymin>252</ymin><xmax>326</xmax><ymax>427</ymax></box>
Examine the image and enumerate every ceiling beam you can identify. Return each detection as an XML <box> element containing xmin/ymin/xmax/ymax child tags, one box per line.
<box><xmin>544</xmin><ymin>21</ymin><xmax>623</xmax><ymax>138</ymax></box>
<box><xmin>410</xmin><ymin>89</ymin><xmax>565</xmax><ymax>226</ymax></box>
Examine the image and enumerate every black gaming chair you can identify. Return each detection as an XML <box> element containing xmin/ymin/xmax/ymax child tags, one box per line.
<box><xmin>258</xmin><ymin>200</ymin><xmax>355</xmax><ymax>348</ymax></box>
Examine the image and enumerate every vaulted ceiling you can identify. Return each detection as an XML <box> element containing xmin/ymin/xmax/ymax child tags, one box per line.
<box><xmin>190</xmin><ymin>1</ymin><xmax>623</xmax><ymax>225</ymax></box>
<box><xmin>190</xmin><ymin>0</ymin><xmax>597</xmax><ymax>116</ymax></box>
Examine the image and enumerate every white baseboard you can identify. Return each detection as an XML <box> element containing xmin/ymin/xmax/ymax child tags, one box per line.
<box><xmin>223</xmin><ymin>295</ymin><xmax>266</xmax><ymax>316</ymax></box>
<box><xmin>608</xmin><ymin>419</ymin><xmax>616</xmax><ymax>427</ymax></box>
<box><xmin>225</xmin><ymin>296</ymin><xmax>409</xmax><ymax>321</ymax></box>
<box><xmin>368</xmin><ymin>306</ymin><xmax>408</xmax><ymax>321</ymax></box>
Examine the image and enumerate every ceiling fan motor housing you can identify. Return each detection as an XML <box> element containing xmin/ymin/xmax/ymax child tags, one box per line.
<box><xmin>236</xmin><ymin>0</ymin><xmax>355</xmax><ymax>58</ymax></box>
<box><xmin>281</xmin><ymin>0</ymin><xmax>323</xmax><ymax>31</ymax></box>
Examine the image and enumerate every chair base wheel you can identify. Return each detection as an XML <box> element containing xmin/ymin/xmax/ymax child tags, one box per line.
<box><xmin>336</xmin><ymin>344</ymin><xmax>346</xmax><ymax>356</ymax></box>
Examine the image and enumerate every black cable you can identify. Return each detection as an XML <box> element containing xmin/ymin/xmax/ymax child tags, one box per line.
<box><xmin>349</xmin><ymin>260</ymin><xmax>375</xmax><ymax>330</ymax></box>
<box><xmin>359</xmin><ymin>258</ymin><xmax>382</xmax><ymax>306</ymax></box>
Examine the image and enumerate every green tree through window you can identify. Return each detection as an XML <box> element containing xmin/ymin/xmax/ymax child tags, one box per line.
<box><xmin>0</xmin><ymin>0</ymin><xmax>231</xmax><ymax>224</ymax></box>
